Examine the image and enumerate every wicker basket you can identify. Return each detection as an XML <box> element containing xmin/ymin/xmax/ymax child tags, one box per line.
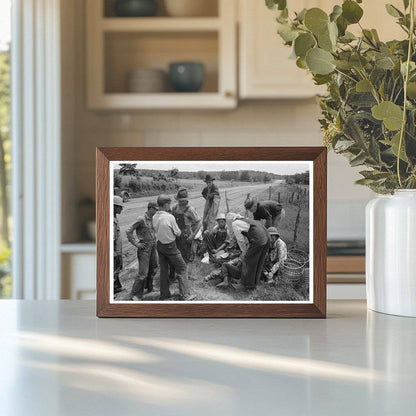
<box><xmin>287</xmin><ymin>248</ymin><xmax>309</xmax><ymax>267</ymax></box>
<box><xmin>280</xmin><ymin>259</ymin><xmax>305</xmax><ymax>285</ymax></box>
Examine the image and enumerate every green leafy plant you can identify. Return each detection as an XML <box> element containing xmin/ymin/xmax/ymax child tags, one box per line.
<box><xmin>266</xmin><ymin>0</ymin><xmax>416</xmax><ymax>193</ymax></box>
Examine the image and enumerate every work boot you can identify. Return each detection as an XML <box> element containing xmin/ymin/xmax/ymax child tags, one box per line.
<box><xmin>232</xmin><ymin>283</ymin><xmax>250</xmax><ymax>291</ymax></box>
<box><xmin>216</xmin><ymin>275</ymin><xmax>234</xmax><ymax>289</ymax></box>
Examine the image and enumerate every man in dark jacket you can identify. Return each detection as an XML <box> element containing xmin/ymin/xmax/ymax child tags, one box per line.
<box><xmin>202</xmin><ymin>174</ymin><xmax>221</xmax><ymax>232</ymax></box>
<box><xmin>244</xmin><ymin>197</ymin><xmax>285</xmax><ymax>228</ymax></box>
<box><xmin>218</xmin><ymin>218</ymin><xmax>270</xmax><ymax>290</ymax></box>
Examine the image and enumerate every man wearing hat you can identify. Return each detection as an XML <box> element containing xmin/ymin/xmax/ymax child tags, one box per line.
<box><xmin>113</xmin><ymin>196</ymin><xmax>124</xmax><ymax>295</ymax></box>
<box><xmin>171</xmin><ymin>188</ymin><xmax>202</xmax><ymax>264</ymax></box>
<box><xmin>202</xmin><ymin>174</ymin><xmax>221</xmax><ymax>232</ymax></box>
<box><xmin>264</xmin><ymin>227</ymin><xmax>287</xmax><ymax>283</ymax></box>
<box><xmin>153</xmin><ymin>194</ymin><xmax>191</xmax><ymax>300</ymax></box>
<box><xmin>217</xmin><ymin>215</ymin><xmax>270</xmax><ymax>291</ymax></box>
<box><xmin>126</xmin><ymin>201</ymin><xmax>158</xmax><ymax>300</ymax></box>
<box><xmin>244</xmin><ymin>197</ymin><xmax>285</xmax><ymax>228</ymax></box>
<box><xmin>202</xmin><ymin>212</ymin><xmax>230</xmax><ymax>261</ymax></box>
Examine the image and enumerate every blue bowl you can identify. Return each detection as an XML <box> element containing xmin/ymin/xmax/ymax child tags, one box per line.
<box><xmin>169</xmin><ymin>62</ymin><xmax>205</xmax><ymax>93</ymax></box>
<box><xmin>114</xmin><ymin>0</ymin><xmax>158</xmax><ymax>17</ymax></box>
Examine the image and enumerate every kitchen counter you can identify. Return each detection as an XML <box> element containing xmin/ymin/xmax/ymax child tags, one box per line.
<box><xmin>0</xmin><ymin>300</ymin><xmax>415</xmax><ymax>415</ymax></box>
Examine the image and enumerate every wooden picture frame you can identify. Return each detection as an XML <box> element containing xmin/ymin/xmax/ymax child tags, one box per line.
<box><xmin>96</xmin><ymin>147</ymin><xmax>327</xmax><ymax>318</ymax></box>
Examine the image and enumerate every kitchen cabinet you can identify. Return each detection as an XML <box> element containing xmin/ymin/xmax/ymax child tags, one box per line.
<box><xmin>238</xmin><ymin>0</ymin><xmax>405</xmax><ymax>99</ymax></box>
<box><xmin>86</xmin><ymin>0</ymin><xmax>237</xmax><ymax>109</ymax></box>
<box><xmin>239</xmin><ymin>0</ymin><xmax>322</xmax><ymax>99</ymax></box>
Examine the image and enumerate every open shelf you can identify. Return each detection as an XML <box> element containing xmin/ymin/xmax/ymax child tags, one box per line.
<box><xmin>86</xmin><ymin>0</ymin><xmax>236</xmax><ymax>109</ymax></box>
<box><xmin>104</xmin><ymin>31</ymin><xmax>219</xmax><ymax>94</ymax></box>
<box><xmin>101</xmin><ymin>17</ymin><xmax>221</xmax><ymax>32</ymax></box>
<box><xmin>103</xmin><ymin>0</ymin><xmax>219</xmax><ymax>18</ymax></box>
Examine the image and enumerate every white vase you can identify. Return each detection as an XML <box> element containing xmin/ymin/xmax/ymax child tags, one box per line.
<box><xmin>366</xmin><ymin>190</ymin><xmax>416</xmax><ymax>317</ymax></box>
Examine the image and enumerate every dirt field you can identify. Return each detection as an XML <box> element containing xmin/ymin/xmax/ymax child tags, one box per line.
<box><xmin>114</xmin><ymin>180</ymin><xmax>310</xmax><ymax>302</ymax></box>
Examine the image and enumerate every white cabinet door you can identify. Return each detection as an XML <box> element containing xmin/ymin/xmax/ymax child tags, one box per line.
<box><xmin>239</xmin><ymin>0</ymin><xmax>321</xmax><ymax>99</ymax></box>
<box><xmin>238</xmin><ymin>0</ymin><xmax>403</xmax><ymax>99</ymax></box>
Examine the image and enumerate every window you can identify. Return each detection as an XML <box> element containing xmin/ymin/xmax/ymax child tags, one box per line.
<box><xmin>0</xmin><ymin>0</ymin><xmax>11</xmax><ymax>298</ymax></box>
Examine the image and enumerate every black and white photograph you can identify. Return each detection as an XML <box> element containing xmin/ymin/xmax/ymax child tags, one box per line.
<box><xmin>111</xmin><ymin>161</ymin><xmax>313</xmax><ymax>303</ymax></box>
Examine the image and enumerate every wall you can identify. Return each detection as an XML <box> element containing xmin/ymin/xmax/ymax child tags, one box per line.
<box><xmin>62</xmin><ymin>0</ymin><xmax>374</xmax><ymax>243</ymax></box>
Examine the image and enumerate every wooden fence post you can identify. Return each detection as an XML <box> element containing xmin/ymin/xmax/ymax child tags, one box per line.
<box><xmin>278</xmin><ymin>192</ymin><xmax>280</xmax><ymax>203</ymax></box>
<box><xmin>293</xmin><ymin>195</ymin><xmax>303</xmax><ymax>243</ymax></box>
<box><xmin>225</xmin><ymin>191</ymin><xmax>230</xmax><ymax>213</ymax></box>
<box><xmin>268</xmin><ymin>186</ymin><xmax>272</xmax><ymax>200</ymax></box>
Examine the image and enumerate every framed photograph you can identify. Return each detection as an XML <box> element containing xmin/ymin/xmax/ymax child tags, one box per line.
<box><xmin>96</xmin><ymin>147</ymin><xmax>327</xmax><ymax>318</ymax></box>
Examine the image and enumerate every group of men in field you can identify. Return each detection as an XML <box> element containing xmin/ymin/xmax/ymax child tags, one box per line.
<box><xmin>113</xmin><ymin>174</ymin><xmax>288</xmax><ymax>301</ymax></box>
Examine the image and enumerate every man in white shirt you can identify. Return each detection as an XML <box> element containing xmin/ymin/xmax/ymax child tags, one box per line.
<box><xmin>153</xmin><ymin>194</ymin><xmax>191</xmax><ymax>300</ymax></box>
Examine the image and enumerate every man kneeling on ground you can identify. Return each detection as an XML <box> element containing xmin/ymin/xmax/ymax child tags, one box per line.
<box><xmin>203</xmin><ymin>213</ymin><xmax>230</xmax><ymax>262</ymax></box>
<box><xmin>263</xmin><ymin>227</ymin><xmax>288</xmax><ymax>283</ymax></box>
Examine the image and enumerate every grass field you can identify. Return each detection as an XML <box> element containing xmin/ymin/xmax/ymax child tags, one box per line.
<box><xmin>115</xmin><ymin>180</ymin><xmax>310</xmax><ymax>302</ymax></box>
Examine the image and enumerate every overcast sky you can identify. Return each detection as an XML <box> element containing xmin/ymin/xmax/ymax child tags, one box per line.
<box><xmin>113</xmin><ymin>161</ymin><xmax>310</xmax><ymax>175</ymax></box>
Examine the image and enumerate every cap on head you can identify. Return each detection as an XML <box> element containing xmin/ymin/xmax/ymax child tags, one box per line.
<box><xmin>114</xmin><ymin>195</ymin><xmax>124</xmax><ymax>207</ymax></box>
<box><xmin>175</xmin><ymin>188</ymin><xmax>189</xmax><ymax>201</ymax></box>
<box><xmin>147</xmin><ymin>201</ymin><xmax>158</xmax><ymax>210</ymax></box>
<box><xmin>204</xmin><ymin>174</ymin><xmax>215</xmax><ymax>183</ymax></box>
<box><xmin>244</xmin><ymin>196</ymin><xmax>257</xmax><ymax>210</ymax></box>
<box><xmin>216</xmin><ymin>213</ymin><xmax>226</xmax><ymax>221</ymax></box>
<box><xmin>267</xmin><ymin>227</ymin><xmax>279</xmax><ymax>237</ymax></box>
<box><xmin>157</xmin><ymin>194</ymin><xmax>172</xmax><ymax>206</ymax></box>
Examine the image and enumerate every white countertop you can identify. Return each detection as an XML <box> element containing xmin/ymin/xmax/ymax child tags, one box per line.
<box><xmin>0</xmin><ymin>300</ymin><xmax>415</xmax><ymax>415</ymax></box>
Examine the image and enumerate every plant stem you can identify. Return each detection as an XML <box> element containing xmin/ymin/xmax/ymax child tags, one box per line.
<box><xmin>397</xmin><ymin>0</ymin><xmax>415</xmax><ymax>188</ymax></box>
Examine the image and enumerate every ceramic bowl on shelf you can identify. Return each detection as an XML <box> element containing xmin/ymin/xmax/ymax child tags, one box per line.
<box><xmin>168</xmin><ymin>62</ymin><xmax>205</xmax><ymax>92</ymax></box>
<box><xmin>127</xmin><ymin>68</ymin><xmax>167</xmax><ymax>93</ymax></box>
<box><xmin>164</xmin><ymin>0</ymin><xmax>217</xmax><ymax>17</ymax></box>
<box><xmin>114</xmin><ymin>0</ymin><xmax>158</xmax><ymax>17</ymax></box>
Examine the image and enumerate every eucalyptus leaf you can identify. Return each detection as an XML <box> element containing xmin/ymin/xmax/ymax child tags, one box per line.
<box><xmin>266</xmin><ymin>0</ymin><xmax>287</xmax><ymax>11</ymax></box>
<box><xmin>296</xmin><ymin>57</ymin><xmax>307</xmax><ymax>69</ymax></box>
<box><xmin>382</xmin><ymin>132</ymin><xmax>409</xmax><ymax>161</ymax></box>
<box><xmin>306</xmin><ymin>48</ymin><xmax>335</xmax><ymax>75</ymax></box>
<box><xmin>359</xmin><ymin>170</ymin><xmax>391</xmax><ymax>180</ymax></box>
<box><xmin>295</xmin><ymin>8</ymin><xmax>307</xmax><ymax>22</ymax></box>
<box><xmin>318</xmin><ymin>31</ymin><xmax>334</xmax><ymax>52</ymax></box>
<box><xmin>313</xmin><ymin>74</ymin><xmax>332</xmax><ymax>85</ymax></box>
<box><xmin>342</xmin><ymin>0</ymin><xmax>364</xmax><ymax>24</ymax></box>
<box><xmin>355</xmin><ymin>178</ymin><xmax>377</xmax><ymax>185</ymax></box>
<box><xmin>304</xmin><ymin>8</ymin><xmax>329</xmax><ymax>35</ymax></box>
<box><xmin>334</xmin><ymin>139</ymin><xmax>355</xmax><ymax>151</ymax></box>
<box><xmin>372</xmin><ymin>101</ymin><xmax>404</xmax><ymax>130</ymax></box>
<box><xmin>356</xmin><ymin>79</ymin><xmax>372</xmax><ymax>92</ymax></box>
<box><xmin>371</xmin><ymin>29</ymin><xmax>380</xmax><ymax>42</ymax></box>
<box><xmin>407</xmin><ymin>82</ymin><xmax>416</xmax><ymax>99</ymax></box>
<box><xmin>330</xmin><ymin>5</ymin><xmax>343</xmax><ymax>22</ymax></box>
<box><xmin>350</xmin><ymin>152</ymin><xmax>368</xmax><ymax>166</ymax></box>
<box><xmin>277</xmin><ymin>23</ymin><xmax>299</xmax><ymax>42</ymax></box>
<box><xmin>375</xmin><ymin>56</ymin><xmax>396</xmax><ymax>70</ymax></box>
<box><xmin>336</xmin><ymin>15</ymin><xmax>348</xmax><ymax>36</ymax></box>
<box><xmin>385</xmin><ymin>4</ymin><xmax>404</xmax><ymax>17</ymax></box>
<box><xmin>294</xmin><ymin>33</ymin><xmax>315</xmax><ymax>57</ymax></box>
<box><xmin>333</xmin><ymin>59</ymin><xmax>353</xmax><ymax>70</ymax></box>
<box><xmin>369</xmin><ymin>136</ymin><xmax>381</xmax><ymax>162</ymax></box>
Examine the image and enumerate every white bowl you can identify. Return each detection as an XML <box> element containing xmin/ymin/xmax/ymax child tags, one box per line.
<box><xmin>127</xmin><ymin>68</ymin><xmax>167</xmax><ymax>93</ymax></box>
